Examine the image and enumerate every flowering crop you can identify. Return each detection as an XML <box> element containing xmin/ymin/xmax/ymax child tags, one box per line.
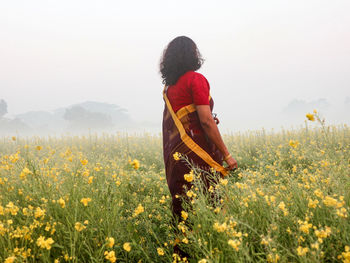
<box><xmin>0</xmin><ymin>121</ymin><xmax>349</xmax><ymax>262</ymax></box>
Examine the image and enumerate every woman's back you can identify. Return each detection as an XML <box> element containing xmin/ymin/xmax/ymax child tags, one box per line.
<box><xmin>167</xmin><ymin>71</ymin><xmax>210</xmax><ymax>113</ymax></box>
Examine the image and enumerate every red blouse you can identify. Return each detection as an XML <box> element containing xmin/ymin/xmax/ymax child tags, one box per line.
<box><xmin>167</xmin><ymin>71</ymin><xmax>210</xmax><ymax>113</ymax></box>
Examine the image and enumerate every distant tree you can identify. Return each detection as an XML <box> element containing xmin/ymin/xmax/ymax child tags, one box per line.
<box><xmin>76</xmin><ymin>101</ymin><xmax>131</xmax><ymax>124</ymax></box>
<box><xmin>64</xmin><ymin>106</ymin><xmax>113</xmax><ymax>130</ymax></box>
<box><xmin>64</xmin><ymin>106</ymin><xmax>89</xmax><ymax>122</ymax></box>
<box><xmin>0</xmin><ymin>99</ymin><xmax>7</xmax><ymax>118</ymax></box>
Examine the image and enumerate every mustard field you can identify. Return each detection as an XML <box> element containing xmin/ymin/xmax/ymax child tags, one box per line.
<box><xmin>0</xmin><ymin>115</ymin><xmax>350</xmax><ymax>263</ymax></box>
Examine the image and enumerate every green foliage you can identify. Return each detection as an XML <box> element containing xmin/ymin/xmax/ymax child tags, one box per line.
<box><xmin>0</xmin><ymin>124</ymin><xmax>349</xmax><ymax>262</ymax></box>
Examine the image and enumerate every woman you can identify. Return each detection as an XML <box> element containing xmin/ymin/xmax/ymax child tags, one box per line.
<box><xmin>160</xmin><ymin>36</ymin><xmax>238</xmax><ymax>220</ymax></box>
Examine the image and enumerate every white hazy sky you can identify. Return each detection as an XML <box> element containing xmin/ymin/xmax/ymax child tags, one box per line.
<box><xmin>1</xmin><ymin>0</ymin><xmax>349</xmax><ymax>131</ymax></box>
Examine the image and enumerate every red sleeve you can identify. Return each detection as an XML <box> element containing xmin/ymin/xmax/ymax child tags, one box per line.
<box><xmin>190</xmin><ymin>73</ymin><xmax>210</xmax><ymax>105</ymax></box>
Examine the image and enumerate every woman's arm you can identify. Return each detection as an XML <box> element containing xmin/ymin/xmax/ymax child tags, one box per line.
<box><xmin>196</xmin><ymin>105</ymin><xmax>238</xmax><ymax>170</ymax></box>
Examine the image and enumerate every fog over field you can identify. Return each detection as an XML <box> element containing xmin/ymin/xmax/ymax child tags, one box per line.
<box><xmin>1</xmin><ymin>0</ymin><xmax>349</xmax><ymax>135</ymax></box>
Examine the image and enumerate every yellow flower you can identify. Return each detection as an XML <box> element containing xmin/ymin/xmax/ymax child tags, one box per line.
<box><xmin>104</xmin><ymin>251</ymin><xmax>117</xmax><ymax>263</ymax></box>
<box><xmin>177</xmin><ymin>222</ymin><xmax>187</xmax><ymax>233</ymax></box>
<box><xmin>11</xmin><ymin>136</ymin><xmax>16</xmax><ymax>141</ymax></box>
<box><xmin>58</xmin><ymin>198</ymin><xmax>65</xmax><ymax>208</ymax></box>
<box><xmin>75</xmin><ymin>222</ymin><xmax>86</xmax><ymax>232</ymax></box>
<box><xmin>220</xmin><ymin>178</ymin><xmax>228</xmax><ymax>186</ymax></box>
<box><xmin>340</xmin><ymin>246</ymin><xmax>350</xmax><ymax>262</ymax></box>
<box><xmin>133</xmin><ymin>204</ymin><xmax>144</xmax><ymax>217</ymax></box>
<box><xmin>228</xmin><ymin>239</ymin><xmax>241</xmax><ymax>251</ymax></box>
<box><xmin>299</xmin><ymin>220</ymin><xmax>313</xmax><ymax>234</ymax></box>
<box><xmin>4</xmin><ymin>256</ymin><xmax>16</xmax><ymax>263</ymax></box>
<box><xmin>184</xmin><ymin>170</ymin><xmax>194</xmax><ymax>182</ymax></box>
<box><xmin>306</xmin><ymin>113</ymin><xmax>315</xmax><ymax>121</ymax></box>
<box><xmin>277</xmin><ymin>201</ymin><xmax>286</xmax><ymax>210</ymax></box>
<box><xmin>315</xmin><ymin>227</ymin><xmax>331</xmax><ymax>241</ymax></box>
<box><xmin>213</xmin><ymin>222</ymin><xmax>227</xmax><ymax>233</ymax></box>
<box><xmin>181</xmin><ymin>211</ymin><xmax>188</xmax><ymax>221</ymax></box>
<box><xmin>323</xmin><ymin>196</ymin><xmax>338</xmax><ymax>207</ymax></box>
<box><xmin>311</xmin><ymin>242</ymin><xmax>319</xmax><ymax>250</ymax></box>
<box><xmin>80</xmin><ymin>159</ymin><xmax>88</xmax><ymax>165</ymax></box>
<box><xmin>123</xmin><ymin>242</ymin><xmax>131</xmax><ymax>252</ymax></box>
<box><xmin>88</xmin><ymin>176</ymin><xmax>94</xmax><ymax>184</ymax></box>
<box><xmin>106</xmin><ymin>237</ymin><xmax>115</xmax><ymax>248</ymax></box>
<box><xmin>130</xmin><ymin>159</ymin><xmax>140</xmax><ymax>170</ymax></box>
<box><xmin>157</xmin><ymin>247</ymin><xmax>165</xmax><ymax>256</ymax></box>
<box><xmin>159</xmin><ymin>196</ymin><xmax>166</xmax><ymax>204</ymax></box>
<box><xmin>22</xmin><ymin>207</ymin><xmax>30</xmax><ymax>216</ymax></box>
<box><xmin>36</xmin><ymin>145</ymin><xmax>42</xmax><ymax>151</ymax></box>
<box><xmin>173</xmin><ymin>152</ymin><xmax>181</xmax><ymax>161</ymax></box>
<box><xmin>80</xmin><ymin>198</ymin><xmax>92</xmax><ymax>207</ymax></box>
<box><xmin>214</xmin><ymin>207</ymin><xmax>221</xmax><ymax>214</ymax></box>
<box><xmin>36</xmin><ymin>236</ymin><xmax>54</xmax><ymax>250</ymax></box>
<box><xmin>297</xmin><ymin>246</ymin><xmax>309</xmax><ymax>256</ymax></box>
<box><xmin>260</xmin><ymin>237</ymin><xmax>271</xmax><ymax>246</ymax></box>
<box><xmin>289</xmin><ymin>140</ymin><xmax>299</xmax><ymax>148</ymax></box>
<box><xmin>308</xmin><ymin>199</ymin><xmax>319</xmax><ymax>208</ymax></box>
<box><xmin>34</xmin><ymin>207</ymin><xmax>45</xmax><ymax>219</ymax></box>
<box><xmin>267</xmin><ymin>253</ymin><xmax>280</xmax><ymax>263</ymax></box>
<box><xmin>6</xmin><ymin>202</ymin><xmax>19</xmax><ymax>216</ymax></box>
<box><xmin>186</xmin><ymin>190</ymin><xmax>195</xmax><ymax>198</ymax></box>
<box><xmin>336</xmin><ymin>207</ymin><xmax>348</xmax><ymax>218</ymax></box>
<box><xmin>198</xmin><ymin>260</ymin><xmax>207</xmax><ymax>263</ymax></box>
<box><xmin>278</xmin><ymin>201</ymin><xmax>289</xmax><ymax>216</ymax></box>
<box><xmin>320</xmin><ymin>160</ymin><xmax>329</xmax><ymax>167</ymax></box>
<box><xmin>20</xmin><ymin>167</ymin><xmax>32</xmax><ymax>180</ymax></box>
<box><xmin>314</xmin><ymin>189</ymin><xmax>324</xmax><ymax>198</ymax></box>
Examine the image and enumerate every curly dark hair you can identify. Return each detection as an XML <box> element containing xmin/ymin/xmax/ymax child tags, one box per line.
<box><xmin>160</xmin><ymin>36</ymin><xmax>204</xmax><ymax>86</ymax></box>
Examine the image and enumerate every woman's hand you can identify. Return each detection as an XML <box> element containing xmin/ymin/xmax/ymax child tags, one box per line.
<box><xmin>225</xmin><ymin>156</ymin><xmax>238</xmax><ymax>171</ymax></box>
<box><xmin>196</xmin><ymin>105</ymin><xmax>237</xmax><ymax>171</ymax></box>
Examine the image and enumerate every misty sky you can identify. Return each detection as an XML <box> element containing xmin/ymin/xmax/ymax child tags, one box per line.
<box><xmin>1</xmin><ymin>0</ymin><xmax>349</xmax><ymax>132</ymax></box>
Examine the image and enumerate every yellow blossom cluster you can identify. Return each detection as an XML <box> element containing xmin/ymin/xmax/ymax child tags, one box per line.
<box><xmin>123</xmin><ymin>242</ymin><xmax>131</xmax><ymax>252</ymax></box>
<box><xmin>74</xmin><ymin>222</ymin><xmax>86</xmax><ymax>232</ymax></box>
<box><xmin>338</xmin><ymin>246</ymin><xmax>350</xmax><ymax>263</ymax></box>
<box><xmin>173</xmin><ymin>152</ymin><xmax>181</xmax><ymax>161</ymax></box>
<box><xmin>227</xmin><ymin>239</ymin><xmax>241</xmax><ymax>251</ymax></box>
<box><xmin>133</xmin><ymin>204</ymin><xmax>144</xmax><ymax>217</ymax></box>
<box><xmin>104</xmin><ymin>250</ymin><xmax>117</xmax><ymax>263</ymax></box>
<box><xmin>57</xmin><ymin>198</ymin><xmax>66</xmax><ymax>208</ymax></box>
<box><xmin>129</xmin><ymin>159</ymin><xmax>140</xmax><ymax>170</ymax></box>
<box><xmin>80</xmin><ymin>197</ymin><xmax>92</xmax><ymax>206</ymax></box>
<box><xmin>36</xmin><ymin>236</ymin><xmax>54</xmax><ymax>250</ymax></box>
<box><xmin>106</xmin><ymin>237</ymin><xmax>115</xmax><ymax>248</ymax></box>
<box><xmin>157</xmin><ymin>247</ymin><xmax>165</xmax><ymax>256</ymax></box>
<box><xmin>184</xmin><ymin>170</ymin><xmax>194</xmax><ymax>182</ymax></box>
<box><xmin>306</xmin><ymin>113</ymin><xmax>315</xmax><ymax>121</ymax></box>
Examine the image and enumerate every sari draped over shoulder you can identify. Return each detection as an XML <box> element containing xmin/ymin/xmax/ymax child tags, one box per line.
<box><xmin>162</xmin><ymin>86</ymin><xmax>227</xmax><ymax>217</ymax></box>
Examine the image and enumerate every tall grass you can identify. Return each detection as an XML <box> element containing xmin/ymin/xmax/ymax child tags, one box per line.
<box><xmin>0</xmin><ymin>122</ymin><xmax>349</xmax><ymax>262</ymax></box>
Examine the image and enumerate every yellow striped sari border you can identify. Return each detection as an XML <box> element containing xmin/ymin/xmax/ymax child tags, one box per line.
<box><xmin>163</xmin><ymin>87</ymin><xmax>228</xmax><ymax>176</ymax></box>
<box><xmin>176</xmin><ymin>96</ymin><xmax>212</xmax><ymax>119</ymax></box>
<box><xmin>176</xmin><ymin>104</ymin><xmax>196</xmax><ymax>119</ymax></box>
